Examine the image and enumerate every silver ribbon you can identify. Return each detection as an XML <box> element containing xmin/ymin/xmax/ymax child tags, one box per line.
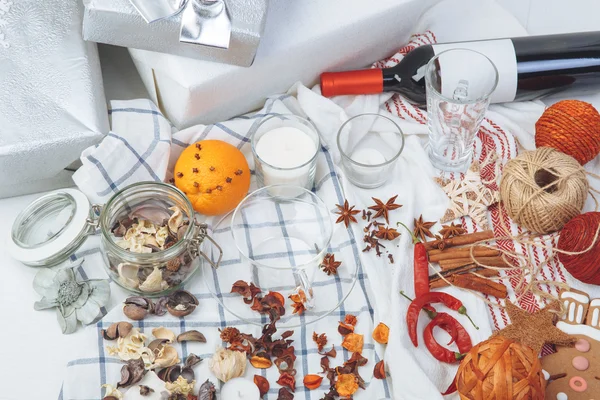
<box><xmin>129</xmin><ymin>0</ymin><xmax>231</xmax><ymax>49</ymax></box>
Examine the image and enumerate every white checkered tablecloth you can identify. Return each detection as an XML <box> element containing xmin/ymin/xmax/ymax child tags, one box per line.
<box><xmin>61</xmin><ymin>96</ymin><xmax>392</xmax><ymax>400</ymax></box>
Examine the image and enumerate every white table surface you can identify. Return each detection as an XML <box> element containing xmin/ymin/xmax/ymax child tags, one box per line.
<box><xmin>2</xmin><ymin>1</ymin><xmax>599</xmax><ymax>399</ymax></box>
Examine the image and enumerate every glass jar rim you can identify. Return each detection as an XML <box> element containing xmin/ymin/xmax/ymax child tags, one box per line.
<box><xmin>250</xmin><ymin>114</ymin><xmax>321</xmax><ymax>171</ymax></box>
<box><xmin>425</xmin><ymin>47</ymin><xmax>499</xmax><ymax>104</ymax></box>
<box><xmin>100</xmin><ymin>181</ymin><xmax>196</xmax><ymax>262</ymax></box>
<box><xmin>230</xmin><ymin>184</ymin><xmax>333</xmax><ymax>270</ymax></box>
<box><xmin>336</xmin><ymin>113</ymin><xmax>405</xmax><ymax>167</ymax></box>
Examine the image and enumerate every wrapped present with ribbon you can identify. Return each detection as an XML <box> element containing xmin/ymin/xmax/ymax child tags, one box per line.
<box><xmin>0</xmin><ymin>0</ymin><xmax>108</xmax><ymax>198</ymax></box>
<box><xmin>82</xmin><ymin>0</ymin><xmax>269</xmax><ymax>67</ymax></box>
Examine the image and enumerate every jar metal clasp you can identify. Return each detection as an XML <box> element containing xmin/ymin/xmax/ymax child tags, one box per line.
<box><xmin>190</xmin><ymin>220</ymin><xmax>223</xmax><ymax>269</ymax></box>
<box><xmin>85</xmin><ymin>204</ymin><xmax>103</xmax><ymax>235</ymax></box>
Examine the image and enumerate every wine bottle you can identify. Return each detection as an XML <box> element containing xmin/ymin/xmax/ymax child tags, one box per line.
<box><xmin>320</xmin><ymin>31</ymin><xmax>600</xmax><ymax>106</ymax></box>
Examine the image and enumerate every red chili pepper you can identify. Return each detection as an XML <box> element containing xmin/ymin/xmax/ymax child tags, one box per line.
<box><xmin>423</xmin><ymin>312</ymin><xmax>473</xmax><ymax>363</ymax></box>
<box><xmin>398</xmin><ymin>222</ymin><xmax>433</xmax><ymax>314</ymax></box>
<box><xmin>423</xmin><ymin>320</ymin><xmax>464</xmax><ymax>363</ymax></box>
<box><xmin>433</xmin><ymin>312</ymin><xmax>473</xmax><ymax>353</ymax></box>
<box><xmin>442</xmin><ymin>380</ymin><xmax>457</xmax><ymax>396</ymax></box>
<box><xmin>407</xmin><ymin>292</ymin><xmax>478</xmax><ymax>347</ymax></box>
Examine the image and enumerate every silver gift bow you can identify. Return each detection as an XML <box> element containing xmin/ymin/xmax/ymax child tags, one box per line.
<box><xmin>129</xmin><ymin>0</ymin><xmax>231</xmax><ymax>49</ymax></box>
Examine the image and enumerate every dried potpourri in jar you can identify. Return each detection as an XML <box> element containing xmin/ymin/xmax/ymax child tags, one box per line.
<box><xmin>108</xmin><ymin>205</ymin><xmax>194</xmax><ymax>293</ymax></box>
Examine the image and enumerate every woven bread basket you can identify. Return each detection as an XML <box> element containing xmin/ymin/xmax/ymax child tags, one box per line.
<box><xmin>456</xmin><ymin>336</ymin><xmax>545</xmax><ymax>400</ymax></box>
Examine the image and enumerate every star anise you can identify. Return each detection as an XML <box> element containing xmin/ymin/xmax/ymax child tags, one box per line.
<box><xmin>368</xmin><ymin>195</ymin><xmax>402</xmax><ymax>224</ymax></box>
<box><xmin>313</xmin><ymin>332</ymin><xmax>328</xmax><ymax>352</ymax></box>
<box><xmin>374</xmin><ymin>225</ymin><xmax>400</xmax><ymax>240</ymax></box>
<box><xmin>433</xmin><ymin>234</ymin><xmax>448</xmax><ymax>250</ymax></box>
<box><xmin>334</xmin><ymin>200</ymin><xmax>361</xmax><ymax>228</ymax></box>
<box><xmin>413</xmin><ymin>215</ymin><xmax>436</xmax><ymax>242</ymax></box>
<box><xmin>439</xmin><ymin>222</ymin><xmax>466</xmax><ymax>239</ymax></box>
<box><xmin>320</xmin><ymin>253</ymin><xmax>342</xmax><ymax>275</ymax></box>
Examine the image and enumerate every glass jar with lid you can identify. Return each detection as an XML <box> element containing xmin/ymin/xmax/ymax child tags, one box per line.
<box><xmin>7</xmin><ymin>182</ymin><xmax>222</xmax><ymax>297</ymax></box>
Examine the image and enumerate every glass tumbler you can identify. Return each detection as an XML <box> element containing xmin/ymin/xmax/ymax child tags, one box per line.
<box><xmin>337</xmin><ymin>113</ymin><xmax>405</xmax><ymax>189</ymax></box>
<box><xmin>426</xmin><ymin>48</ymin><xmax>498</xmax><ymax>172</ymax></box>
<box><xmin>251</xmin><ymin>114</ymin><xmax>320</xmax><ymax>193</ymax></box>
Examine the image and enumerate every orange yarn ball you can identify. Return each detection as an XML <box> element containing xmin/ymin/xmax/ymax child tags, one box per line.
<box><xmin>535</xmin><ymin>100</ymin><xmax>600</xmax><ymax>165</ymax></box>
<box><xmin>456</xmin><ymin>336</ymin><xmax>545</xmax><ymax>400</ymax></box>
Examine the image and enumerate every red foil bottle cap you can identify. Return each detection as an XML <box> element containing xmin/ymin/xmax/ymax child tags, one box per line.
<box><xmin>320</xmin><ymin>69</ymin><xmax>383</xmax><ymax>97</ymax></box>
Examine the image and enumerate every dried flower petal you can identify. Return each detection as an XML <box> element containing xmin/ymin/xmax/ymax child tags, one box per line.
<box><xmin>341</xmin><ymin>333</ymin><xmax>364</xmax><ymax>353</ymax></box>
<box><xmin>198</xmin><ymin>380</ymin><xmax>216</xmax><ymax>400</ymax></box>
<box><xmin>250</xmin><ymin>355</ymin><xmax>272</xmax><ymax>369</ymax></box>
<box><xmin>312</xmin><ymin>332</ymin><xmax>327</xmax><ymax>352</ymax></box>
<box><xmin>253</xmin><ymin>375</ymin><xmax>269</xmax><ymax>397</ymax></box>
<box><xmin>336</xmin><ymin>373</ymin><xmax>359</xmax><ymax>397</ymax></box>
<box><xmin>372</xmin><ymin>323</ymin><xmax>390</xmax><ymax>344</ymax></box>
<box><xmin>277</xmin><ymin>372</ymin><xmax>296</xmax><ymax>392</ymax></box>
<box><xmin>303</xmin><ymin>374</ymin><xmax>323</xmax><ymax>390</ymax></box>
<box><xmin>374</xmin><ymin>360</ymin><xmax>386</xmax><ymax>379</ymax></box>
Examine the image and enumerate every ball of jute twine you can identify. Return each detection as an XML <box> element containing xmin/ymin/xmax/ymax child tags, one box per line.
<box><xmin>500</xmin><ymin>147</ymin><xmax>588</xmax><ymax>234</ymax></box>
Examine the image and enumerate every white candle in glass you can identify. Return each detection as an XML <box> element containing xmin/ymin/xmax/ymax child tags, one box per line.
<box><xmin>349</xmin><ymin>147</ymin><xmax>387</xmax><ymax>183</ymax></box>
<box><xmin>255</xmin><ymin>126</ymin><xmax>317</xmax><ymax>191</ymax></box>
<box><xmin>220</xmin><ymin>377</ymin><xmax>261</xmax><ymax>399</ymax></box>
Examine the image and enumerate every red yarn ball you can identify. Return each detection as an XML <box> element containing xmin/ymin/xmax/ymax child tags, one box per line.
<box><xmin>535</xmin><ymin>100</ymin><xmax>600</xmax><ymax>165</ymax></box>
<box><xmin>557</xmin><ymin>212</ymin><xmax>600</xmax><ymax>284</ymax></box>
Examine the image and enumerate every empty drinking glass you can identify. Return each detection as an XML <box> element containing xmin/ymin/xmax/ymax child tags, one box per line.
<box><xmin>426</xmin><ymin>48</ymin><xmax>498</xmax><ymax>172</ymax></box>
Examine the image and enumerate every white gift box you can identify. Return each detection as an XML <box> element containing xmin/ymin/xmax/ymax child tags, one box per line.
<box><xmin>0</xmin><ymin>0</ymin><xmax>108</xmax><ymax>198</ymax></box>
<box><xmin>82</xmin><ymin>0</ymin><xmax>269</xmax><ymax>67</ymax></box>
<box><xmin>129</xmin><ymin>0</ymin><xmax>440</xmax><ymax>129</ymax></box>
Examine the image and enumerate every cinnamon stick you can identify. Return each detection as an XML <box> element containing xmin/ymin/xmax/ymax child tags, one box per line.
<box><xmin>429</xmin><ymin>271</ymin><xmax>505</xmax><ymax>298</ymax></box>
<box><xmin>428</xmin><ymin>246</ymin><xmax>500</xmax><ymax>262</ymax></box>
<box><xmin>429</xmin><ymin>265</ymin><xmax>497</xmax><ymax>284</ymax></box>
<box><xmin>423</xmin><ymin>230</ymin><xmax>494</xmax><ymax>251</ymax></box>
<box><xmin>450</xmin><ymin>274</ymin><xmax>508</xmax><ymax>298</ymax></box>
<box><xmin>438</xmin><ymin>256</ymin><xmax>510</xmax><ymax>270</ymax></box>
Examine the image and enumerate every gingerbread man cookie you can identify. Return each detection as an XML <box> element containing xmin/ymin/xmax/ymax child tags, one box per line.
<box><xmin>542</xmin><ymin>290</ymin><xmax>600</xmax><ymax>399</ymax></box>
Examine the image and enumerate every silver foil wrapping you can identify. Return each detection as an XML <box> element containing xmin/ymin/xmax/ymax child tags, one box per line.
<box><xmin>82</xmin><ymin>0</ymin><xmax>269</xmax><ymax>67</ymax></box>
<box><xmin>0</xmin><ymin>0</ymin><xmax>108</xmax><ymax>198</ymax></box>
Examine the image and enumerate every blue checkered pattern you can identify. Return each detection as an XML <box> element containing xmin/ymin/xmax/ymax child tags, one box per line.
<box><xmin>61</xmin><ymin>97</ymin><xmax>391</xmax><ymax>399</ymax></box>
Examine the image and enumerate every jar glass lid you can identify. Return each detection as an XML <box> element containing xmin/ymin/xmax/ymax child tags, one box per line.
<box><xmin>7</xmin><ymin>188</ymin><xmax>91</xmax><ymax>267</ymax></box>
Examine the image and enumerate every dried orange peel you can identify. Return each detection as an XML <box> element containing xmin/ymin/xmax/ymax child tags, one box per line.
<box><xmin>341</xmin><ymin>333</ymin><xmax>364</xmax><ymax>353</ymax></box>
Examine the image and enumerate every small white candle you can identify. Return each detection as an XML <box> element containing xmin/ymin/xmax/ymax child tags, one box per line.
<box><xmin>351</xmin><ymin>147</ymin><xmax>386</xmax><ymax>165</ymax></box>
<box><xmin>255</xmin><ymin>127</ymin><xmax>317</xmax><ymax>190</ymax></box>
<box><xmin>220</xmin><ymin>377</ymin><xmax>261</xmax><ymax>399</ymax></box>
<box><xmin>348</xmin><ymin>147</ymin><xmax>388</xmax><ymax>186</ymax></box>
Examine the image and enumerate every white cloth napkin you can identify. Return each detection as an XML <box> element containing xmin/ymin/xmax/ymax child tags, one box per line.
<box><xmin>73</xmin><ymin>99</ymin><xmax>174</xmax><ymax>204</ymax></box>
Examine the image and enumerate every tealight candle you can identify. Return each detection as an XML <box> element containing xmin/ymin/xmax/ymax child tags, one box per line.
<box><xmin>350</xmin><ymin>147</ymin><xmax>387</xmax><ymax>183</ymax></box>
<box><xmin>220</xmin><ymin>377</ymin><xmax>261</xmax><ymax>399</ymax></box>
<box><xmin>252</xmin><ymin>115</ymin><xmax>320</xmax><ymax>194</ymax></box>
<box><xmin>337</xmin><ymin>113</ymin><xmax>404</xmax><ymax>189</ymax></box>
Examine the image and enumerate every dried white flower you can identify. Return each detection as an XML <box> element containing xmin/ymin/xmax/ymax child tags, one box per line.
<box><xmin>168</xmin><ymin>206</ymin><xmax>183</xmax><ymax>234</ymax></box>
<box><xmin>117</xmin><ymin>263</ymin><xmax>140</xmax><ymax>289</ymax></box>
<box><xmin>138</xmin><ymin>219</ymin><xmax>157</xmax><ymax>235</ymax></box>
<box><xmin>139</xmin><ymin>267</ymin><xmax>168</xmax><ymax>292</ymax></box>
<box><xmin>155</xmin><ymin>226</ymin><xmax>170</xmax><ymax>248</ymax></box>
<box><xmin>152</xmin><ymin>327</ymin><xmax>176</xmax><ymax>343</ymax></box>
<box><xmin>165</xmin><ymin>376</ymin><xmax>195</xmax><ymax>396</ymax></box>
<box><xmin>208</xmin><ymin>346</ymin><xmax>247</xmax><ymax>383</ymax></box>
<box><xmin>101</xmin><ymin>384</ymin><xmax>123</xmax><ymax>399</ymax></box>
<box><xmin>150</xmin><ymin>344</ymin><xmax>180</xmax><ymax>369</ymax></box>
<box><xmin>106</xmin><ymin>328</ymin><xmax>148</xmax><ymax>361</ymax></box>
